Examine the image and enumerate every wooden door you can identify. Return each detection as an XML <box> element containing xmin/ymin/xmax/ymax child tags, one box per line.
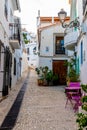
<box><xmin>53</xmin><ymin>60</ymin><xmax>67</xmax><ymax>85</ymax></box>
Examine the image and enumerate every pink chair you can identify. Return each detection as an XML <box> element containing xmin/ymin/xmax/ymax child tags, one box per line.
<box><xmin>65</xmin><ymin>82</ymin><xmax>82</xmax><ymax>112</ymax></box>
<box><xmin>72</xmin><ymin>94</ymin><xmax>82</xmax><ymax>112</ymax></box>
<box><xmin>68</xmin><ymin>82</ymin><xmax>80</xmax><ymax>87</ymax></box>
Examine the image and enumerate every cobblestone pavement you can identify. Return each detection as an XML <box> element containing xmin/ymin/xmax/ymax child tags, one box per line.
<box><xmin>0</xmin><ymin>69</ymin><xmax>78</xmax><ymax>130</ymax></box>
<box><xmin>0</xmin><ymin>70</ymin><xmax>28</xmax><ymax>126</ymax></box>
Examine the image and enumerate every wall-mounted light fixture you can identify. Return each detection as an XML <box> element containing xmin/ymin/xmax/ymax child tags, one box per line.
<box><xmin>58</xmin><ymin>9</ymin><xmax>80</xmax><ymax>28</ymax></box>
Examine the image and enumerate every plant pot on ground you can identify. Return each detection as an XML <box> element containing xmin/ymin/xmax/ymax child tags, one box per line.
<box><xmin>64</xmin><ymin>58</ymin><xmax>80</xmax><ymax>86</ymax></box>
<box><xmin>37</xmin><ymin>77</ymin><xmax>44</xmax><ymax>86</ymax></box>
<box><xmin>46</xmin><ymin>71</ymin><xmax>58</xmax><ymax>86</ymax></box>
<box><xmin>42</xmin><ymin>66</ymin><xmax>49</xmax><ymax>86</ymax></box>
<box><xmin>35</xmin><ymin>66</ymin><xmax>49</xmax><ymax>86</ymax></box>
<box><xmin>35</xmin><ymin>67</ymin><xmax>44</xmax><ymax>86</ymax></box>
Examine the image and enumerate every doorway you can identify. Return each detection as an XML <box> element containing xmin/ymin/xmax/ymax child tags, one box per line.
<box><xmin>53</xmin><ymin>60</ymin><xmax>67</xmax><ymax>85</ymax></box>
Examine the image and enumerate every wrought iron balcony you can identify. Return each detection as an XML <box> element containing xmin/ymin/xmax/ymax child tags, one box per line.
<box><xmin>55</xmin><ymin>48</ymin><xmax>65</xmax><ymax>54</ymax></box>
<box><xmin>64</xmin><ymin>27</ymin><xmax>79</xmax><ymax>50</ymax></box>
<box><xmin>9</xmin><ymin>23</ymin><xmax>21</xmax><ymax>49</ymax></box>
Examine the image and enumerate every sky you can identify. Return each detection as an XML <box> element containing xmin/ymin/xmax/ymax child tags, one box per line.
<box><xmin>16</xmin><ymin>0</ymin><xmax>70</xmax><ymax>34</ymax></box>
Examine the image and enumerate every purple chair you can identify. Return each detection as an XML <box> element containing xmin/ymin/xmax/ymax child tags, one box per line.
<box><xmin>65</xmin><ymin>82</ymin><xmax>82</xmax><ymax>112</ymax></box>
<box><xmin>68</xmin><ymin>82</ymin><xmax>80</xmax><ymax>87</ymax></box>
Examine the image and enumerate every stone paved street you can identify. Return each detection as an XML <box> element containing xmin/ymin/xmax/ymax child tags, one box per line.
<box><xmin>0</xmin><ymin>69</ymin><xmax>78</xmax><ymax>130</ymax></box>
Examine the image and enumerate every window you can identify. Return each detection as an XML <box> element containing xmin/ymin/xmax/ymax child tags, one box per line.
<box><xmin>14</xmin><ymin>58</ymin><xmax>16</xmax><ymax>75</ymax></box>
<box><xmin>55</xmin><ymin>36</ymin><xmax>65</xmax><ymax>54</ymax></box>
<box><xmin>27</xmin><ymin>48</ymin><xmax>29</xmax><ymax>54</ymax></box>
<box><xmin>83</xmin><ymin>0</ymin><xmax>87</xmax><ymax>14</ymax></box>
<box><xmin>81</xmin><ymin>41</ymin><xmax>83</xmax><ymax>65</ymax></box>
<box><xmin>33</xmin><ymin>47</ymin><xmax>36</xmax><ymax>51</ymax></box>
<box><xmin>33</xmin><ymin>47</ymin><xmax>37</xmax><ymax>54</ymax></box>
<box><xmin>4</xmin><ymin>0</ymin><xmax>8</xmax><ymax>20</ymax></box>
<box><xmin>27</xmin><ymin>57</ymin><xmax>29</xmax><ymax>61</ymax></box>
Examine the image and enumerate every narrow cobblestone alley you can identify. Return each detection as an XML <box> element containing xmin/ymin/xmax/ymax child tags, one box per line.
<box><xmin>13</xmin><ymin>69</ymin><xmax>77</xmax><ymax>130</ymax></box>
<box><xmin>0</xmin><ymin>69</ymin><xmax>78</xmax><ymax>130</ymax></box>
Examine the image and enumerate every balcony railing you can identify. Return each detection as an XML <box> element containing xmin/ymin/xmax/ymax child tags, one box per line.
<box><xmin>9</xmin><ymin>23</ymin><xmax>21</xmax><ymax>49</ymax></box>
<box><xmin>55</xmin><ymin>48</ymin><xmax>65</xmax><ymax>54</ymax></box>
<box><xmin>64</xmin><ymin>27</ymin><xmax>79</xmax><ymax>50</ymax></box>
<box><xmin>9</xmin><ymin>23</ymin><xmax>20</xmax><ymax>42</ymax></box>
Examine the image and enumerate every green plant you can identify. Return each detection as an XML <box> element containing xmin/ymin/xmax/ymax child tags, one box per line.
<box><xmin>35</xmin><ymin>66</ymin><xmax>49</xmax><ymax>85</ymax></box>
<box><xmin>35</xmin><ymin>67</ymin><xmax>40</xmax><ymax>75</ymax></box>
<box><xmin>42</xmin><ymin>66</ymin><xmax>49</xmax><ymax>78</ymax></box>
<box><xmin>81</xmin><ymin>84</ymin><xmax>87</xmax><ymax>93</ymax></box>
<box><xmin>35</xmin><ymin>66</ymin><xmax>43</xmax><ymax>75</ymax></box>
<box><xmin>53</xmin><ymin>74</ymin><xmax>58</xmax><ymax>81</ymax></box>
<box><xmin>23</xmin><ymin>33</ymin><xmax>30</xmax><ymax>44</ymax></box>
<box><xmin>76</xmin><ymin>84</ymin><xmax>87</xmax><ymax>130</ymax></box>
<box><xmin>46</xmin><ymin>70</ymin><xmax>53</xmax><ymax>83</ymax></box>
<box><xmin>64</xmin><ymin>58</ymin><xmax>80</xmax><ymax>82</ymax></box>
<box><xmin>52</xmin><ymin>74</ymin><xmax>58</xmax><ymax>85</ymax></box>
<box><xmin>35</xmin><ymin>66</ymin><xmax>58</xmax><ymax>86</ymax></box>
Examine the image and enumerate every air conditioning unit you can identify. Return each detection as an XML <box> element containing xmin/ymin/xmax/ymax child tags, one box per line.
<box><xmin>81</xmin><ymin>23</ymin><xmax>87</xmax><ymax>34</ymax></box>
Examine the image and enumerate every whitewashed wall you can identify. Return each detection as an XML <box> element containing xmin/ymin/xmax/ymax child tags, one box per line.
<box><xmin>39</xmin><ymin>24</ymin><xmax>67</xmax><ymax>68</ymax></box>
<box><xmin>39</xmin><ymin>57</ymin><xmax>52</xmax><ymax>70</ymax></box>
<box><xmin>77</xmin><ymin>0</ymin><xmax>83</xmax><ymax>23</ymax></box>
<box><xmin>26</xmin><ymin>42</ymin><xmax>38</xmax><ymax>68</ymax></box>
<box><xmin>78</xmin><ymin>33</ymin><xmax>87</xmax><ymax>84</ymax></box>
<box><xmin>40</xmin><ymin>24</ymin><xmax>64</xmax><ymax>57</ymax></box>
<box><xmin>76</xmin><ymin>1</ymin><xmax>87</xmax><ymax>84</ymax></box>
<box><xmin>21</xmin><ymin>50</ymin><xmax>29</xmax><ymax>73</ymax></box>
<box><xmin>0</xmin><ymin>0</ymin><xmax>9</xmax><ymax>34</ymax></box>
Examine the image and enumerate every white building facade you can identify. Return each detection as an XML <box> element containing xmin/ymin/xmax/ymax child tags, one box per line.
<box><xmin>22</xmin><ymin>29</ymin><xmax>38</xmax><ymax>68</ymax></box>
<box><xmin>64</xmin><ymin>0</ymin><xmax>87</xmax><ymax>84</ymax></box>
<box><xmin>25</xmin><ymin>42</ymin><xmax>38</xmax><ymax>68</ymax></box>
<box><xmin>77</xmin><ymin>0</ymin><xmax>87</xmax><ymax>84</ymax></box>
<box><xmin>0</xmin><ymin>0</ymin><xmax>23</xmax><ymax>96</ymax></box>
<box><xmin>37</xmin><ymin>16</ymin><xmax>70</xmax><ymax>85</ymax></box>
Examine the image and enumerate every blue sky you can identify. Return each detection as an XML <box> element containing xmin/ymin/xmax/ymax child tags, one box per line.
<box><xmin>18</xmin><ymin>0</ymin><xmax>70</xmax><ymax>33</ymax></box>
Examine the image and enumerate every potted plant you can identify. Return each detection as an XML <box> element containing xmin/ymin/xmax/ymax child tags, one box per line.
<box><xmin>42</xmin><ymin>66</ymin><xmax>49</xmax><ymax>86</ymax></box>
<box><xmin>76</xmin><ymin>84</ymin><xmax>87</xmax><ymax>130</ymax></box>
<box><xmin>64</xmin><ymin>58</ymin><xmax>80</xmax><ymax>86</ymax></box>
<box><xmin>52</xmin><ymin>74</ymin><xmax>58</xmax><ymax>85</ymax></box>
<box><xmin>35</xmin><ymin>66</ymin><xmax>50</xmax><ymax>86</ymax></box>
<box><xmin>46</xmin><ymin>70</ymin><xmax>54</xmax><ymax>86</ymax></box>
<box><xmin>35</xmin><ymin>66</ymin><xmax>58</xmax><ymax>86</ymax></box>
<box><xmin>35</xmin><ymin>67</ymin><xmax>44</xmax><ymax>86</ymax></box>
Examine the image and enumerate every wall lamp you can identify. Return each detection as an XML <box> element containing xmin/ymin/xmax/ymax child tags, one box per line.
<box><xmin>58</xmin><ymin>9</ymin><xmax>80</xmax><ymax>28</ymax></box>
